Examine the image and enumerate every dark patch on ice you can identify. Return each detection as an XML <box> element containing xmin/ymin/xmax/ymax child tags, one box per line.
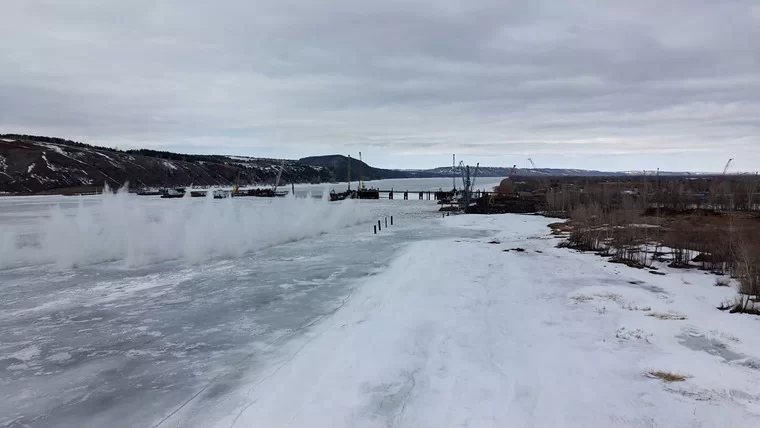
<box><xmin>649</xmin><ymin>270</ymin><xmax>667</xmax><ymax>276</ymax></box>
<box><xmin>0</xmin><ymin>358</ymin><xmax>18</xmax><ymax>370</ymax></box>
<box><xmin>87</xmin><ymin>390</ymin><xmax>121</xmax><ymax>413</ymax></box>
<box><xmin>618</xmin><ymin>279</ymin><xmax>667</xmax><ymax>295</ymax></box>
<box><xmin>363</xmin><ymin>371</ymin><xmax>417</xmax><ymax>425</ymax></box>
<box><xmin>678</xmin><ymin>329</ymin><xmax>744</xmax><ymax>362</ymax></box>
<box><xmin>736</xmin><ymin>359</ymin><xmax>760</xmax><ymax>371</ymax></box>
<box><xmin>731</xmin><ymin>389</ymin><xmax>751</xmax><ymax>399</ymax></box>
<box><xmin>487</xmin><ymin>240</ymin><xmax>500</xmax><ymax>244</ymax></box>
<box><xmin>635</xmin><ymin>283</ymin><xmax>667</xmax><ymax>295</ymax></box>
<box><xmin>202</xmin><ymin>381</ymin><xmax>235</xmax><ymax>401</ymax></box>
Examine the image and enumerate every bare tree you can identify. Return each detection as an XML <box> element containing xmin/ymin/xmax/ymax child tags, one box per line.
<box><xmin>745</xmin><ymin>176</ymin><xmax>759</xmax><ymax>212</ymax></box>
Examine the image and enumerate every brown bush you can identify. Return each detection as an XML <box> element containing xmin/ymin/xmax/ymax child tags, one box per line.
<box><xmin>733</xmin><ymin>225</ymin><xmax>760</xmax><ymax>304</ymax></box>
<box><xmin>550</xmin><ymin>175</ymin><xmax>760</xmax><ymax>314</ymax></box>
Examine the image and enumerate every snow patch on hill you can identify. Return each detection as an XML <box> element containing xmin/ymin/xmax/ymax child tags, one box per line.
<box><xmin>41</xmin><ymin>153</ymin><xmax>56</xmax><ymax>171</ymax></box>
<box><xmin>162</xmin><ymin>160</ymin><xmax>178</xmax><ymax>171</ymax></box>
<box><xmin>38</xmin><ymin>143</ymin><xmax>66</xmax><ymax>156</ymax></box>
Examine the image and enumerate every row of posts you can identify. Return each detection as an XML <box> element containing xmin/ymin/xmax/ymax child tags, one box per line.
<box><xmin>388</xmin><ymin>191</ymin><xmax>434</xmax><ymax>200</ymax></box>
<box><xmin>374</xmin><ymin>216</ymin><xmax>393</xmax><ymax>234</ymax></box>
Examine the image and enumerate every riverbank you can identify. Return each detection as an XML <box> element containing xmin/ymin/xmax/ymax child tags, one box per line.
<box><xmin>204</xmin><ymin>213</ymin><xmax>760</xmax><ymax>427</ymax></box>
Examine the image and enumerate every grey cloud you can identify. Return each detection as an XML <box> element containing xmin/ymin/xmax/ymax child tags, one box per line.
<box><xmin>0</xmin><ymin>0</ymin><xmax>758</xmax><ymax>170</ymax></box>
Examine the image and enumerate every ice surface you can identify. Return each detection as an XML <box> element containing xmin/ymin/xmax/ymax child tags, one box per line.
<box><xmin>0</xmin><ymin>186</ymin><xmax>483</xmax><ymax>427</ymax></box>
<box><xmin>194</xmin><ymin>215</ymin><xmax>760</xmax><ymax>428</ymax></box>
<box><xmin>3</xmin><ymin>189</ymin><xmax>760</xmax><ymax>427</ymax></box>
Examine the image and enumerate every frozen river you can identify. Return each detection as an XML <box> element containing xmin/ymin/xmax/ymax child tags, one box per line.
<box><xmin>3</xmin><ymin>177</ymin><xmax>760</xmax><ymax>427</ymax></box>
<box><xmin>0</xmin><ymin>178</ymin><xmax>496</xmax><ymax>428</ymax></box>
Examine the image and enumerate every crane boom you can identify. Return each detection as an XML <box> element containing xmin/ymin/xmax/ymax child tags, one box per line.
<box><xmin>723</xmin><ymin>158</ymin><xmax>734</xmax><ymax>175</ymax></box>
<box><xmin>452</xmin><ymin>154</ymin><xmax>456</xmax><ymax>191</ymax></box>
<box><xmin>273</xmin><ymin>161</ymin><xmax>285</xmax><ymax>191</ymax></box>
<box><xmin>459</xmin><ymin>161</ymin><xmax>466</xmax><ymax>189</ymax></box>
<box><xmin>527</xmin><ymin>158</ymin><xmax>537</xmax><ymax>169</ymax></box>
<box><xmin>359</xmin><ymin>152</ymin><xmax>364</xmax><ymax>189</ymax></box>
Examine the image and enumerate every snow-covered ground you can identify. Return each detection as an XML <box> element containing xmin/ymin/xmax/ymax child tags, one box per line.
<box><xmin>194</xmin><ymin>214</ymin><xmax>760</xmax><ymax>428</ymax></box>
<box><xmin>2</xmin><ymin>193</ymin><xmax>760</xmax><ymax>427</ymax></box>
<box><xmin>0</xmin><ymin>190</ymin><xmax>484</xmax><ymax>427</ymax></box>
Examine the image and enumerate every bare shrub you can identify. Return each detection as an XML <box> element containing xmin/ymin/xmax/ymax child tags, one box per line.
<box><xmin>648</xmin><ymin>370</ymin><xmax>688</xmax><ymax>382</ymax></box>
<box><xmin>546</xmin><ymin>175</ymin><xmax>760</xmax><ymax>315</ymax></box>
<box><xmin>567</xmin><ymin>202</ymin><xmax>606</xmax><ymax>251</ymax></box>
<box><xmin>732</xmin><ymin>225</ymin><xmax>760</xmax><ymax>313</ymax></box>
<box><xmin>647</xmin><ymin>312</ymin><xmax>688</xmax><ymax>320</ymax></box>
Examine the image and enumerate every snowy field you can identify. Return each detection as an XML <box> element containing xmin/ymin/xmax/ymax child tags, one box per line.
<box><xmin>2</xmin><ymin>183</ymin><xmax>760</xmax><ymax>427</ymax></box>
<box><xmin>192</xmin><ymin>215</ymin><xmax>760</xmax><ymax>428</ymax></box>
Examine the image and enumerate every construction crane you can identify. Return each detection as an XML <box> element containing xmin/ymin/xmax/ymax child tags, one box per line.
<box><xmin>458</xmin><ymin>161</ymin><xmax>480</xmax><ymax>209</ymax></box>
<box><xmin>359</xmin><ymin>151</ymin><xmax>364</xmax><ymax>190</ymax></box>
<box><xmin>714</xmin><ymin>158</ymin><xmax>734</xmax><ymax>186</ymax></box>
<box><xmin>272</xmin><ymin>161</ymin><xmax>285</xmax><ymax>192</ymax></box>
<box><xmin>723</xmin><ymin>158</ymin><xmax>734</xmax><ymax>175</ymax></box>
<box><xmin>458</xmin><ymin>161</ymin><xmax>482</xmax><ymax>188</ymax></box>
<box><xmin>527</xmin><ymin>158</ymin><xmax>537</xmax><ymax>169</ymax></box>
<box><xmin>452</xmin><ymin>154</ymin><xmax>456</xmax><ymax>191</ymax></box>
<box><xmin>458</xmin><ymin>161</ymin><xmax>468</xmax><ymax>190</ymax></box>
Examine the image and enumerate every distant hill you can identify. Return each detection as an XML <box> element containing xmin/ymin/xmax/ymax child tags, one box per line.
<box><xmin>421</xmin><ymin>166</ymin><xmax>695</xmax><ymax>177</ymax></box>
<box><xmin>0</xmin><ymin>133</ymin><xmax>702</xmax><ymax>195</ymax></box>
<box><xmin>298</xmin><ymin>155</ymin><xmax>444</xmax><ymax>181</ymax></box>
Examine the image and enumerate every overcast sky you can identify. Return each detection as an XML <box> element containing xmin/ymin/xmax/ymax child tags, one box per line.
<box><xmin>2</xmin><ymin>0</ymin><xmax>758</xmax><ymax>171</ymax></box>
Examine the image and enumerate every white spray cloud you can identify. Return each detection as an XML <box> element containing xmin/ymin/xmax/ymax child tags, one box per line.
<box><xmin>1</xmin><ymin>186</ymin><xmax>370</xmax><ymax>269</ymax></box>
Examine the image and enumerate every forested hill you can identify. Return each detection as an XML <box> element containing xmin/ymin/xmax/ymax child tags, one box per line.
<box><xmin>0</xmin><ymin>134</ymin><xmax>693</xmax><ymax>195</ymax></box>
<box><xmin>297</xmin><ymin>155</ymin><xmax>445</xmax><ymax>181</ymax></box>
<box><xmin>0</xmin><ymin>135</ymin><xmax>333</xmax><ymax>194</ymax></box>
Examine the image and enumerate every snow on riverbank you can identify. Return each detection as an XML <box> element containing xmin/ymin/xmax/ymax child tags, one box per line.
<box><xmin>192</xmin><ymin>214</ymin><xmax>760</xmax><ymax>428</ymax></box>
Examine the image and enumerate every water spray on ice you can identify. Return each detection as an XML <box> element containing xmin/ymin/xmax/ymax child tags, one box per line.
<box><xmin>0</xmin><ymin>185</ymin><xmax>370</xmax><ymax>269</ymax></box>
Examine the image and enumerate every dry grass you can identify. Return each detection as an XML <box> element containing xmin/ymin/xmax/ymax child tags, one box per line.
<box><xmin>647</xmin><ymin>311</ymin><xmax>688</xmax><ymax>320</ymax></box>
<box><xmin>622</xmin><ymin>303</ymin><xmax>651</xmax><ymax>312</ymax></box>
<box><xmin>548</xmin><ymin>222</ymin><xmax>572</xmax><ymax>233</ymax></box>
<box><xmin>616</xmin><ymin>327</ymin><xmax>650</xmax><ymax>341</ymax></box>
<box><xmin>571</xmin><ymin>294</ymin><xmax>594</xmax><ymax>303</ymax></box>
<box><xmin>648</xmin><ymin>370</ymin><xmax>688</xmax><ymax>382</ymax></box>
<box><xmin>714</xmin><ymin>278</ymin><xmax>731</xmax><ymax>287</ymax></box>
<box><xmin>595</xmin><ymin>292</ymin><xmax>624</xmax><ymax>304</ymax></box>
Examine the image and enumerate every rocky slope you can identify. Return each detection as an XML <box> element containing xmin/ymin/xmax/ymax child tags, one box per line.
<box><xmin>0</xmin><ymin>136</ymin><xmax>332</xmax><ymax>194</ymax></box>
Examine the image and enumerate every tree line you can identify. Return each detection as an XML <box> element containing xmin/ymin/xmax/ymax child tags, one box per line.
<box><xmin>530</xmin><ymin>174</ymin><xmax>760</xmax><ymax>314</ymax></box>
